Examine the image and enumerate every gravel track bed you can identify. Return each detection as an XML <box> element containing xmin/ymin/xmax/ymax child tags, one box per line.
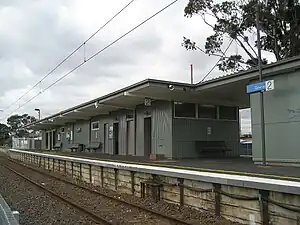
<box><xmin>16</xmin><ymin>159</ymin><xmax>240</xmax><ymax>225</ymax></box>
<box><xmin>5</xmin><ymin>160</ymin><xmax>180</xmax><ymax>225</ymax></box>
<box><xmin>0</xmin><ymin>164</ymin><xmax>99</xmax><ymax>225</ymax></box>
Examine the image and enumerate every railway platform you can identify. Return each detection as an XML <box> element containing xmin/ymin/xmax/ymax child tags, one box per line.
<box><xmin>26</xmin><ymin>150</ymin><xmax>300</xmax><ymax>181</ymax></box>
<box><xmin>5</xmin><ymin>148</ymin><xmax>300</xmax><ymax>225</ymax></box>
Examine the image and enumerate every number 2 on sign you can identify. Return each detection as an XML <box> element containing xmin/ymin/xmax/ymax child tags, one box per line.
<box><xmin>265</xmin><ymin>80</ymin><xmax>274</xmax><ymax>91</ymax></box>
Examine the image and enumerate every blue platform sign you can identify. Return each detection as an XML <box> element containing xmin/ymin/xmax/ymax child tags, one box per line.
<box><xmin>246</xmin><ymin>81</ymin><xmax>266</xmax><ymax>94</ymax></box>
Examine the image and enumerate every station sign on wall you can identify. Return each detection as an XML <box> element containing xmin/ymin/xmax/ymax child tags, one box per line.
<box><xmin>144</xmin><ymin>98</ymin><xmax>152</xmax><ymax>106</ymax></box>
<box><xmin>246</xmin><ymin>80</ymin><xmax>275</xmax><ymax>94</ymax></box>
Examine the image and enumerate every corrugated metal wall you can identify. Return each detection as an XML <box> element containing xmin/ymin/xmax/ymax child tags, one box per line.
<box><xmin>73</xmin><ymin>120</ymin><xmax>90</xmax><ymax>146</ymax></box>
<box><xmin>172</xmin><ymin>118</ymin><xmax>240</xmax><ymax>158</ymax></box>
<box><xmin>251</xmin><ymin>70</ymin><xmax>300</xmax><ymax>163</ymax></box>
<box><xmin>41</xmin><ymin>131</ymin><xmax>46</xmax><ymax>149</ymax></box>
<box><xmin>90</xmin><ymin>110</ymin><xmax>131</xmax><ymax>155</ymax></box>
<box><xmin>40</xmin><ymin>101</ymin><xmax>172</xmax><ymax>157</ymax></box>
<box><xmin>151</xmin><ymin>101</ymin><xmax>173</xmax><ymax>158</ymax></box>
<box><xmin>135</xmin><ymin>101</ymin><xmax>173</xmax><ymax>158</ymax></box>
<box><xmin>135</xmin><ymin>106</ymin><xmax>145</xmax><ymax>156</ymax></box>
<box><xmin>127</xmin><ymin>120</ymin><xmax>135</xmax><ymax>155</ymax></box>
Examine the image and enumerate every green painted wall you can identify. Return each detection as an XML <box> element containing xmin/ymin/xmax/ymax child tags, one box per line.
<box><xmin>251</xmin><ymin>70</ymin><xmax>300</xmax><ymax>163</ymax></box>
<box><xmin>172</xmin><ymin>118</ymin><xmax>240</xmax><ymax>159</ymax></box>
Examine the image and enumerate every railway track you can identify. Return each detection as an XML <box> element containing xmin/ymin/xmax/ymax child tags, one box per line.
<box><xmin>1</xmin><ymin>163</ymin><xmax>112</xmax><ymax>225</ymax></box>
<box><xmin>2</xmin><ymin>157</ymin><xmax>192</xmax><ymax>225</ymax></box>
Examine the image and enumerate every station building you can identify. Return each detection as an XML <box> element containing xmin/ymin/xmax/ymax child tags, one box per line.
<box><xmin>27</xmin><ymin>55</ymin><xmax>300</xmax><ymax>165</ymax></box>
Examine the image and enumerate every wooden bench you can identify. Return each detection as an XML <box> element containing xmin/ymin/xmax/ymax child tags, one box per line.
<box><xmin>195</xmin><ymin>141</ymin><xmax>231</xmax><ymax>153</ymax></box>
<box><xmin>69</xmin><ymin>143</ymin><xmax>84</xmax><ymax>152</ymax></box>
<box><xmin>53</xmin><ymin>141</ymin><xmax>62</xmax><ymax>150</ymax></box>
<box><xmin>85</xmin><ymin>142</ymin><xmax>102</xmax><ymax>152</ymax></box>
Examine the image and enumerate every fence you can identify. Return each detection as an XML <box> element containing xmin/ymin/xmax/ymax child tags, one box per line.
<box><xmin>12</xmin><ymin>137</ymin><xmax>41</xmax><ymax>150</ymax></box>
<box><xmin>0</xmin><ymin>194</ymin><xmax>19</xmax><ymax>225</ymax></box>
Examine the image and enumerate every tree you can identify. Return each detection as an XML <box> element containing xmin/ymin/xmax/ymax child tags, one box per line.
<box><xmin>7</xmin><ymin>114</ymin><xmax>37</xmax><ymax>138</ymax></box>
<box><xmin>182</xmin><ymin>0</ymin><xmax>300</xmax><ymax>72</ymax></box>
<box><xmin>0</xmin><ymin>123</ymin><xmax>10</xmax><ymax>145</ymax></box>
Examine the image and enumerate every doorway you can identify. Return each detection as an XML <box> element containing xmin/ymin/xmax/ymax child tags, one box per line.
<box><xmin>113</xmin><ymin>123</ymin><xmax>119</xmax><ymax>155</ymax></box>
<box><xmin>45</xmin><ymin>132</ymin><xmax>49</xmax><ymax>150</ymax></box>
<box><xmin>51</xmin><ymin>130</ymin><xmax>56</xmax><ymax>150</ymax></box>
<box><xmin>144</xmin><ymin>117</ymin><xmax>152</xmax><ymax>157</ymax></box>
<box><xmin>104</xmin><ymin>124</ymin><xmax>109</xmax><ymax>154</ymax></box>
<box><xmin>49</xmin><ymin>132</ymin><xmax>53</xmax><ymax>150</ymax></box>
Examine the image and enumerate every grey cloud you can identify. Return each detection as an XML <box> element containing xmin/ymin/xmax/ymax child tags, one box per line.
<box><xmin>0</xmin><ymin>0</ymin><xmax>252</xmax><ymax>132</ymax></box>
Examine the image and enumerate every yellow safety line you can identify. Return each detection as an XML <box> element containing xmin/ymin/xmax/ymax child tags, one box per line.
<box><xmin>34</xmin><ymin>151</ymin><xmax>300</xmax><ymax>182</ymax></box>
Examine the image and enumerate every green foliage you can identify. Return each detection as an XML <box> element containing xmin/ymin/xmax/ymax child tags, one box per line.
<box><xmin>7</xmin><ymin>114</ymin><xmax>37</xmax><ymax>138</ymax></box>
<box><xmin>0</xmin><ymin>123</ymin><xmax>10</xmax><ymax>145</ymax></box>
<box><xmin>183</xmin><ymin>0</ymin><xmax>300</xmax><ymax>72</ymax></box>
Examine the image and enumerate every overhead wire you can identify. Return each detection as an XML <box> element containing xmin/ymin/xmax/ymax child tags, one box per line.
<box><xmin>199</xmin><ymin>39</ymin><xmax>234</xmax><ymax>83</ymax></box>
<box><xmin>7</xmin><ymin>0</ymin><xmax>179</xmax><ymax>117</ymax></box>
<box><xmin>199</xmin><ymin>7</ymin><xmax>251</xmax><ymax>84</ymax></box>
<box><xmin>3</xmin><ymin>0</ymin><xmax>136</xmax><ymax>112</ymax></box>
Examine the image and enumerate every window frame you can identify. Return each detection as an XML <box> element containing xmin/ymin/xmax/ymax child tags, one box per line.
<box><xmin>218</xmin><ymin>105</ymin><xmax>238</xmax><ymax>121</ymax></box>
<box><xmin>91</xmin><ymin>121</ymin><xmax>100</xmax><ymax>130</ymax></box>
<box><xmin>173</xmin><ymin>102</ymin><xmax>197</xmax><ymax>119</ymax></box>
<box><xmin>197</xmin><ymin>104</ymin><xmax>218</xmax><ymax>119</ymax></box>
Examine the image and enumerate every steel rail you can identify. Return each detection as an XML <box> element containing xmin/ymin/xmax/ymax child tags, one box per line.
<box><xmin>1</xmin><ymin>163</ymin><xmax>113</xmax><ymax>225</ymax></box>
<box><xmin>7</xmin><ymin>157</ymin><xmax>191</xmax><ymax>225</ymax></box>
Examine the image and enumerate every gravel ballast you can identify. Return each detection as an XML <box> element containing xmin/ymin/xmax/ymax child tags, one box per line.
<box><xmin>4</xmin><ymin>160</ymin><xmax>184</xmax><ymax>225</ymax></box>
<box><xmin>0</xmin><ymin>164</ymin><xmax>99</xmax><ymax>225</ymax></box>
<box><xmin>9</xmin><ymin>158</ymin><xmax>241</xmax><ymax>225</ymax></box>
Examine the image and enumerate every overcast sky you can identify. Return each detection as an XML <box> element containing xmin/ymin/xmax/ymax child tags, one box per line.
<box><xmin>0</xmin><ymin>0</ymin><xmax>255</xmax><ymax>133</ymax></box>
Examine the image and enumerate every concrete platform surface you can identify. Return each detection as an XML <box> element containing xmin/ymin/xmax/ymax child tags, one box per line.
<box><xmin>17</xmin><ymin>150</ymin><xmax>300</xmax><ymax>181</ymax></box>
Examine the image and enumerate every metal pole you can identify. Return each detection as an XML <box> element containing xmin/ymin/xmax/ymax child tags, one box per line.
<box><xmin>190</xmin><ymin>64</ymin><xmax>194</xmax><ymax>84</ymax></box>
<box><xmin>256</xmin><ymin>2</ymin><xmax>267</xmax><ymax>166</ymax></box>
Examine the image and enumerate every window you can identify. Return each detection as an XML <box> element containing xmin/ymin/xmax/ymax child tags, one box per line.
<box><xmin>219</xmin><ymin>106</ymin><xmax>237</xmax><ymax>120</ymax></box>
<box><xmin>198</xmin><ymin>105</ymin><xmax>217</xmax><ymax>119</ymax></box>
<box><xmin>57</xmin><ymin>133</ymin><xmax>61</xmax><ymax>141</ymax></box>
<box><xmin>91</xmin><ymin>121</ymin><xmax>100</xmax><ymax>130</ymax></box>
<box><xmin>174</xmin><ymin>102</ymin><xmax>196</xmax><ymax>118</ymax></box>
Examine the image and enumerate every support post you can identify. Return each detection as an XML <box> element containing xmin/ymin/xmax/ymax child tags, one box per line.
<box><xmin>190</xmin><ymin>63</ymin><xmax>194</xmax><ymax>84</ymax></box>
<box><xmin>141</xmin><ymin>182</ymin><xmax>145</xmax><ymax>198</ymax></box>
<box><xmin>178</xmin><ymin>178</ymin><xmax>184</xmax><ymax>206</ymax></box>
<box><xmin>64</xmin><ymin>160</ymin><xmax>67</xmax><ymax>174</ymax></box>
<box><xmin>100</xmin><ymin>166</ymin><xmax>104</xmax><ymax>188</ymax></box>
<box><xmin>71</xmin><ymin>161</ymin><xmax>74</xmax><ymax>177</ymax></box>
<box><xmin>89</xmin><ymin>164</ymin><xmax>92</xmax><ymax>184</ymax></box>
<box><xmin>114</xmin><ymin>168</ymin><xmax>118</xmax><ymax>191</ymax></box>
<box><xmin>259</xmin><ymin>190</ymin><xmax>269</xmax><ymax>225</ymax></box>
<box><xmin>131</xmin><ymin>171</ymin><xmax>135</xmax><ymax>195</ymax></box>
<box><xmin>213</xmin><ymin>183</ymin><xmax>221</xmax><ymax>216</ymax></box>
<box><xmin>79</xmin><ymin>163</ymin><xmax>82</xmax><ymax>180</ymax></box>
<box><xmin>256</xmin><ymin>0</ymin><xmax>267</xmax><ymax>166</ymax></box>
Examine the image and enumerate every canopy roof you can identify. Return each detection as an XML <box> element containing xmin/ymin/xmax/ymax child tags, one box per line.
<box><xmin>28</xmin><ymin>55</ymin><xmax>300</xmax><ymax>130</ymax></box>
